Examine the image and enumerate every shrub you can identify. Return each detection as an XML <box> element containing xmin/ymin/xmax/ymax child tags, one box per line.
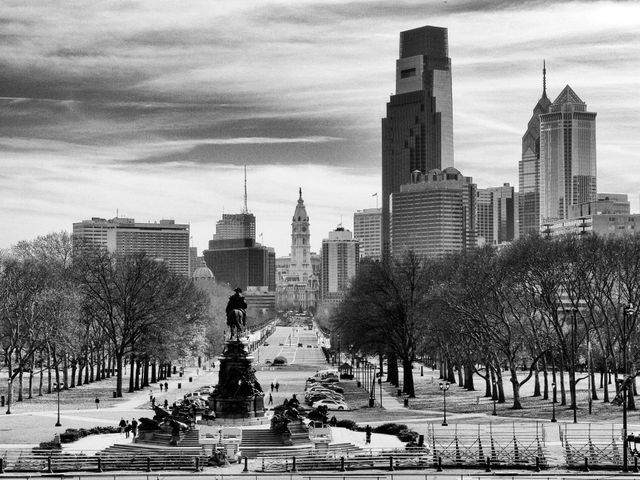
<box><xmin>335</xmin><ymin>419</ymin><xmax>358</xmax><ymax>430</ymax></box>
<box><xmin>39</xmin><ymin>441</ymin><xmax>62</xmax><ymax>450</ymax></box>
<box><xmin>273</xmin><ymin>356</ymin><xmax>288</xmax><ymax>365</ymax></box>
<box><xmin>397</xmin><ymin>429</ymin><xmax>418</xmax><ymax>442</ymax></box>
<box><xmin>372</xmin><ymin>423</ymin><xmax>408</xmax><ymax>435</ymax></box>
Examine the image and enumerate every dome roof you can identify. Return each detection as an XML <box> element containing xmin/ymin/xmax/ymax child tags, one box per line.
<box><xmin>193</xmin><ymin>266</ymin><xmax>215</xmax><ymax>280</ymax></box>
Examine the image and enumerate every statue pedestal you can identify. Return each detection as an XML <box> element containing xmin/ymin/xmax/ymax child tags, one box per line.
<box><xmin>210</xmin><ymin>340</ymin><xmax>264</xmax><ymax>419</ymax></box>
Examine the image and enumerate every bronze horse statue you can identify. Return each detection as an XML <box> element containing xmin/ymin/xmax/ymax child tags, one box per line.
<box><xmin>227</xmin><ymin>309</ymin><xmax>246</xmax><ymax>340</ymax></box>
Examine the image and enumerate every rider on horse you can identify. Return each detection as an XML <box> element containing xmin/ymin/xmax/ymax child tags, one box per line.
<box><xmin>226</xmin><ymin>287</ymin><xmax>247</xmax><ymax>334</ymax></box>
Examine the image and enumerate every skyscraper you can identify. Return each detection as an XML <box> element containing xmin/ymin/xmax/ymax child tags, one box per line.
<box><xmin>321</xmin><ymin>227</ymin><xmax>359</xmax><ymax>306</ymax></box>
<box><xmin>477</xmin><ymin>183</ymin><xmax>518</xmax><ymax>246</ymax></box>
<box><xmin>390</xmin><ymin>168</ymin><xmax>476</xmax><ymax>258</ymax></box>
<box><xmin>519</xmin><ymin>63</ymin><xmax>551</xmax><ymax>237</ymax></box>
<box><xmin>289</xmin><ymin>188</ymin><xmax>312</xmax><ymax>283</ymax></box>
<box><xmin>353</xmin><ymin>208</ymin><xmax>382</xmax><ymax>261</ymax></box>
<box><xmin>540</xmin><ymin>86</ymin><xmax>597</xmax><ymax>224</ymax></box>
<box><xmin>381</xmin><ymin>25</ymin><xmax>454</xmax><ymax>257</ymax></box>
<box><xmin>213</xmin><ymin>213</ymin><xmax>256</xmax><ymax>241</ymax></box>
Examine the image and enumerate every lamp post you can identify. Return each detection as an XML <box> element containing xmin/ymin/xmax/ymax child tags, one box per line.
<box><xmin>492</xmin><ymin>381</ymin><xmax>497</xmax><ymax>416</ymax></box>
<box><xmin>5</xmin><ymin>379</ymin><xmax>11</xmax><ymax>415</ymax></box>
<box><xmin>55</xmin><ymin>382</ymin><xmax>62</xmax><ymax>427</ymax></box>
<box><xmin>551</xmin><ymin>382</ymin><xmax>557</xmax><ymax>422</ymax></box>
<box><xmin>623</xmin><ymin>303</ymin><xmax>636</xmax><ymax>472</ymax></box>
<box><xmin>571</xmin><ymin>308</ymin><xmax>578</xmax><ymax>424</ymax></box>
<box><xmin>439</xmin><ymin>381</ymin><xmax>450</xmax><ymax>426</ymax></box>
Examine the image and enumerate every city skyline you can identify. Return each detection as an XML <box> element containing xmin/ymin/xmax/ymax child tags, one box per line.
<box><xmin>2</xmin><ymin>1</ymin><xmax>640</xmax><ymax>256</ymax></box>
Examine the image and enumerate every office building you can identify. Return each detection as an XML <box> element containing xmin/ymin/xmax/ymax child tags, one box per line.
<box><xmin>73</xmin><ymin>217</ymin><xmax>190</xmax><ymax>277</ymax></box>
<box><xmin>381</xmin><ymin>25</ymin><xmax>454</xmax><ymax>256</ymax></box>
<box><xmin>213</xmin><ymin>213</ymin><xmax>256</xmax><ymax>241</ymax></box>
<box><xmin>519</xmin><ymin>63</ymin><xmax>552</xmax><ymax>237</ymax></box>
<box><xmin>540</xmin><ymin>85</ymin><xmax>597</xmax><ymax>224</ymax></box>
<box><xmin>390</xmin><ymin>168</ymin><xmax>476</xmax><ymax>258</ymax></box>
<box><xmin>320</xmin><ymin>227</ymin><xmax>360</xmax><ymax>306</ymax></box>
<box><xmin>353</xmin><ymin>208</ymin><xmax>382</xmax><ymax>261</ymax></box>
<box><xmin>477</xmin><ymin>183</ymin><xmax>518</xmax><ymax>246</ymax></box>
<box><xmin>569</xmin><ymin>193</ymin><xmax>631</xmax><ymax>218</ymax></box>
<box><xmin>544</xmin><ymin>214</ymin><xmax>640</xmax><ymax>237</ymax></box>
<box><xmin>203</xmin><ymin>238</ymin><xmax>275</xmax><ymax>292</ymax></box>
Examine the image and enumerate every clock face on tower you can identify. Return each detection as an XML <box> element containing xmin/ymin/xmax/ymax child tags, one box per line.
<box><xmin>302</xmin><ymin>227</ymin><xmax>307</xmax><ymax>232</ymax></box>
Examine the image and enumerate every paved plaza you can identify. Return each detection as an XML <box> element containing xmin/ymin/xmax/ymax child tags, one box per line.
<box><xmin>1</xmin><ymin>324</ymin><xmax>639</xmax><ymax>476</ymax></box>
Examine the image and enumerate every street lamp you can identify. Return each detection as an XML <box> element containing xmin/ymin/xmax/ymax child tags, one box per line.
<box><xmin>622</xmin><ymin>303</ymin><xmax>636</xmax><ymax>472</ymax></box>
<box><xmin>55</xmin><ymin>382</ymin><xmax>62</xmax><ymax>427</ymax></box>
<box><xmin>492</xmin><ymin>382</ymin><xmax>497</xmax><ymax>416</ymax></box>
<box><xmin>551</xmin><ymin>382</ymin><xmax>557</xmax><ymax>422</ymax></box>
<box><xmin>571</xmin><ymin>308</ymin><xmax>578</xmax><ymax>424</ymax></box>
<box><xmin>439</xmin><ymin>381</ymin><xmax>450</xmax><ymax>426</ymax></box>
<box><xmin>5</xmin><ymin>379</ymin><xmax>11</xmax><ymax>415</ymax></box>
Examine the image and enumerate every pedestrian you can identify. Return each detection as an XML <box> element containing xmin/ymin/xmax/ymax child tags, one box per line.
<box><xmin>164</xmin><ymin>382</ymin><xmax>168</xmax><ymax>391</ymax></box>
<box><xmin>131</xmin><ymin>418</ymin><xmax>138</xmax><ymax>438</ymax></box>
<box><xmin>95</xmin><ymin>397</ymin><xmax>100</xmax><ymax>409</ymax></box>
<box><xmin>160</xmin><ymin>383</ymin><xmax>163</xmax><ymax>392</ymax></box>
<box><xmin>275</xmin><ymin>381</ymin><xmax>280</xmax><ymax>392</ymax></box>
<box><xmin>164</xmin><ymin>399</ymin><xmax>169</xmax><ymax>409</ymax></box>
<box><xmin>149</xmin><ymin>389</ymin><xmax>153</xmax><ymax>401</ymax></box>
<box><xmin>119</xmin><ymin>417</ymin><xmax>126</xmax><ymax>435</ymax></box>
<box><xmin>268</xmin><ymin>393</ymin><xmax>273</xmax><ymax>405</ymax></box>
<box><xmin>365</xmin><ymin>425</ymin><xmax>372</xmax><ymax>444</ymax></box>
<box><xmin>270</xmin><ymin>382</ymin><xmax>274</xmax><ymax>392</ymax></box>
<box><xmin>151</xmin><ymin>396</ymin><xmax>156</xmax><ymax>407</ymax></box>
<box><xmin>329</xmin><ymin>416</ymin><xmax>337</xmax><ymax>426</ymax></box>
<box><xmin>124</xmin><ymin>421</ymin><xmax>131</xmax><ymax>438</ymax></box>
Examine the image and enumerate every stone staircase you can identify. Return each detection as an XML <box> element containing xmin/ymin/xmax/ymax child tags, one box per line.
<box><xmin>239</xmin><ymin>428</ymin><xmax>285</xmax><ymax>459</ymax></box>
<box><xmin>135</xmin><ymin>429</ymin><xmax>200</xmax><ymax>447</ymax></box>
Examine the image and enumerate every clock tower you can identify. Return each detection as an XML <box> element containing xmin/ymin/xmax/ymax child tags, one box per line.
<box><xmin>290</xmin><ymin>188</ymin><xmax>312</xmax><ymax>282</ymax></box>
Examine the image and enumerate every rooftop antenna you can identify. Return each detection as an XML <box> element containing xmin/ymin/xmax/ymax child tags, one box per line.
<box><xmin>543</xmin><ymin>59</ymin><xmax>547</xmax><ymax>97</ymax></box>
<box><xmin>242</xmin><ymin>165</ymin><xmax>248</xmax><ymax>214</ymax></box>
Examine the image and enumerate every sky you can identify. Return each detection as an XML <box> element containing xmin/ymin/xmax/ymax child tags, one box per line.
<box><xmin>1</xmin><ymin>0</ymin><xmax>640</xmax><ymax>257</ymax></box>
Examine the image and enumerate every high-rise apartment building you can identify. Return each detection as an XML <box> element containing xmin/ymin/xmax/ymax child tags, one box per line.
<box><xmin>73</xmin><ymin>217</ymin><xmax>190</xmax><ymax>277</ymax></box>
<box><xmin>390</xmin><ymin>168</ymin><xmax>476</xmax><ymax>258</ymax></box>
<box><xmin>381</xmin><ymin>25</ymin><xmax>454</xmax><ymax>257</ymax></box>
<box><xmin>477</xmin><ymin>183</ymin><xmax>518</xmax><ymax>246</ymax></box>
<box><xmin>540</xmin><ymin>85</ymin><xmax>597</xmax><ymax>225</ymax></box>
<box><xmin>353</xmin><ymin>208</ymin><xmax>382</xmax><ymax>261</ymax></box>
<box><xmin>320</xmin><ymin>227</ymin><xmax>360</xmax><ymax>305</ymax></box>
<box><xmin>519</xmin><ymin>64</ymin><xmax>552</xmax><ymax>237</ymax></box>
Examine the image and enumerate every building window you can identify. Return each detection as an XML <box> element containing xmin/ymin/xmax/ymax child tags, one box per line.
<box><xmin>400</xmin><ymin>68</ymin><xmax>416</xmax><ymax>78</ymax></box>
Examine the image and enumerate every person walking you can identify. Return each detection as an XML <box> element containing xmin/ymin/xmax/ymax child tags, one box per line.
<box><xmin>365</xmin><ymin>425</ymin><xmax>372</xmax><ymax>444</ymax></box>
<box><xmin>119</xmin><ymin>417</ymin><xmax>126</xmax><ymax>435</ymax></box>
<box><xmin>131</xmin><ymin>418</ymin><xmax>138</xmax><ymax>439</ymax></box>
<box><xmin>164</xmin><ymin>382</ymin><xmax>168</xmax><ymax>391</ymax></box>
<box><xmin>95</xmin><ymin>397</ymin><xmax>100</xmax><ymax>409</ymax></box>
<box><xmin>159</xmin><ymin>383</ymin><xmax>163</xmax><ymax>392</ymax></box>
<box><xmin>164</xmin><ymin>398</ymin><xmax>169</xmax><ymax>409</ymax></box>
<box><xmin>270</xmin><ymin>382</ymin><xmax>274</xmax><ymax>392</ymax></box>
<box><xmin>124</xmin><ymin>421</ymin><xmax>131</xmax><ymax>438</ymax></box>
<box><xmin>268</xmin><ymin>393</ymin><xmax>273</xmax><ymax>406</ymax></box>
<box><xmin>275</xmin><ymin>381</ymin><xmax>280</xmax><ymax>392</ymax></box>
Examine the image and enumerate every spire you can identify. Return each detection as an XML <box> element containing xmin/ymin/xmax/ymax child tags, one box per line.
<box><xmin>299</xmin><ymin>187</ymin><xmax>302</xmax><ymax>201</ymax></box>
<box><xmin>543</xmin><ymin>60</ymin><xmax>547</xmax><ymax>97</ymax></box>
<box><xmin>242</xmin><ymin>165</ymin><xmax>248</xmax><ymax>214</ymax></box>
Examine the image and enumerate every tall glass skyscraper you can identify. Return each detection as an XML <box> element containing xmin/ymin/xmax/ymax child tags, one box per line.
<box><xmin>519</xmin><ymin>64</ymin><xmax>551</xmax><ymax>237</ymax></box>
<box><xmin>381</xmin><ymin>25</ymin><xmax>454</xmax><ymax>257</ymax></box>
<box><xmin>539</xmin><ymin>86</ymin><xmax>597</xmax><ymax>224</ymax></box>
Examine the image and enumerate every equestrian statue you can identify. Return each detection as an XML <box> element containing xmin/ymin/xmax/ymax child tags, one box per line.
<box><xmin>226</xmin><ymin>287</ymin><xmax>247</xmax><ymax>340</ymax></box>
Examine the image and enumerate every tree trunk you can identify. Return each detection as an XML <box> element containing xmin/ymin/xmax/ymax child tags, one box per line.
<box><xmin>38</xmin><ymin>357</ymin><xmax>43</xmax><ymax>397</ymax></box>
<box><xmin>143</xmin><ymin>357</ymin><xmax>150</xmax><ymax>387</ymax></box>
<box><xmin>151</xmin><ymin>361</ymin><xmax>157</xmax><ymax>384</ymax></box>
<box><xmin>457</xmin><ymin>364</ymin><xmax>463</xmax><ymax>387</ymax></box>
<box><xmin>402</xmin><ymin>357</ymin><xmax>415</xmax><ymax>397</ymax></box>
<box><xmin>465</xmin><ymin>361</ymin><xmax>475</xmax><ymax>391</ymax></box>
<box><xmin>533</xmin><ymin>360</ymin><xmax>541</xmax><ymax>397</ymax></box>
<box><xmin>77</xmin><ymin>361</ymin><xmax>83</xmax><ymax>387</ymax></box>
<box><xmin>542</xmin><ymin>355</ymin><xmax>548</xmax><ymax>400</ymax></box>
<box><xmin>496</xmin><ymin>367</ymin><xmax>506</xmax><ymax>403</ymax></box>
<box><xmin>386</xmin><ymin>353</ymin><xmax>399</xmax><ymax>386</ymax></box>
<box><xmin>116</xmin><ymin>353</ymin><xmax>124</xmax><ymax>398</ymax></box>
<box><xmin>509</xmin><ymin>363</ymin><xmax>522</xmax><ymax>410</ymax></box>
<box><xmin>134</xmin><ymin>359</ymin><xmax>141</xmax><ymax>390</ymax></box>
<box><xmin>6</xmin><ymin>355</ymin><xmax>13</xmax><ymax>414</ymax></box>
<box><xmin>378</xmin><ymin>353</ymin><xmax>385</xmax><ymax>376</ymax></box>
<box><xmin>63</xmin><ymin>355</ymin><xmax>69</xmax><ymax>390</ymax></box>
<box><xmin>71</xmin><ymin>361</ymin><xmax>78</xmax><ymax>388</ymax></box>
<box><xmin>47</xmin><ymin>349</ymin><xmax>52</xmax><ymax>394</ymax></box>
<box><xmin>28</xmin><ymin>364</ymin><xmax>34</xmax><ymax>400</ymax></box>
<box><xmin>17</xmin><ymin>369</ymin><xmax>24</xmax><ymax>402</ymax></box>
<box><xmin>559</xmin><ymin>354</ymin><xmax>567</xmax><ymax>406</ymax></box>
<box><xmin>129</xmin><ymin>354</ymin><xmax>136</xmax><ymax>393</ymax></box>
<box><xmin>603</xmin><ymin>365</ymin><xmax>609</xmax><ymax>403</ymax></box>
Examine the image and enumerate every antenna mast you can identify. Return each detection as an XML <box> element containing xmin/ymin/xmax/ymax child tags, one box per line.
<box><xmin>242</xmin><ymin>165</ymin><xmax>248</xmax><ymax>214</ymax></box>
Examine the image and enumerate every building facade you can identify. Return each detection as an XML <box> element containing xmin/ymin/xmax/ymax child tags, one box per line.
<box><xmin>519</xmin><ymin>64</ymin><xmax>552</xmax><ymax>237</ymax></box>
<box><xmin>477</xmin><ymin>183</ymin><xmax>518</xmax><ymax>246</ymax></box>
<box><xmin>390</xmin><ymin>168</ymin><xmax>476</xmax><ymax>258</ymax></box>
<box><xmin>569</xmin><ymin>193</ymin><xmax>631</xmax><ymax>218</ymax></box>
<box><xmin>275</xmin><ymin>189</ymin><xmax>319</xmax><ymax>311</ymax></box>
<box><xmin>544</xmin><ymin>214</ymin><xmax>640</xmax><ymax>237</ymax></box>
<box><xmin>540</xmin><ymin>85</ymin><xmax>597</xmax><ymax>225</ymax></box>
<box><xmin>381</xmin><ymin>25</ymin><xmax>454</xmax><ymax>257</ymax></box>
<box><xmin>320</xmin><ymin>227</ymin><xmax>360</xmax><ymax>306</ymax></box>
<box><xmin>213</xmin><ymin>213</ymin><xmax>256</xmax><ymax>241</ymax></box>
<box><xmin>203</xmin><ymin>238</ymin><xmax>275</xmax><ymax>292</ymax></box>
<box><xmin>73</xmin><ymin>217</ymin><xmax>190</xmax><ymax>277</ymax></box>
<box><xmin>353</xmin><ymin>208</ymin><xmax>382</xmax><ymax>261</ymax></box>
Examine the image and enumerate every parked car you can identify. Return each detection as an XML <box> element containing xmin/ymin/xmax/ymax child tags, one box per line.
<box><xmin>305</xmin><ymin>392</ymin><xmax>344</xmax><ymax>405</ymax></box>
<box><xmin>312</xmin><ymin>398</ymin><xmax>349</xmax><ymax>410</ymax></box>
<box><xmin>196</xmin><ymin>386</ymin><xmax>214</xmax><ymax>395</ymax></box>
<box><xmin>184</xmin><ymin>391</ymin><xmax>202</xmax><ymax>400</ymax></box>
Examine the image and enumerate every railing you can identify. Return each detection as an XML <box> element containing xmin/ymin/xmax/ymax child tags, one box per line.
<box><xmin>561</xmin><ymin>423</ymin><xmax>631</xmax><ymax>468</ymax></box>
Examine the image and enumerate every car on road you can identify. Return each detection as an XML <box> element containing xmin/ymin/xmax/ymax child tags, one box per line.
<box><xmin>184</xmin><ymin>391</ymin><xmax>203</xmax><ymax>400</ymax></box>
<box><xmin>305</xmin><ymin>392</ymin><xmax>344</xmax><ymax>405</ymax></box>
<box><xmin>312</xmin><ymin>398</ymin><xmax>349</xmax><ymax>410</ymax></box>
<box><xmin>195</xmin><ymin>386</ymin><xmax>214</xmax><ymax>395</ymax></box>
